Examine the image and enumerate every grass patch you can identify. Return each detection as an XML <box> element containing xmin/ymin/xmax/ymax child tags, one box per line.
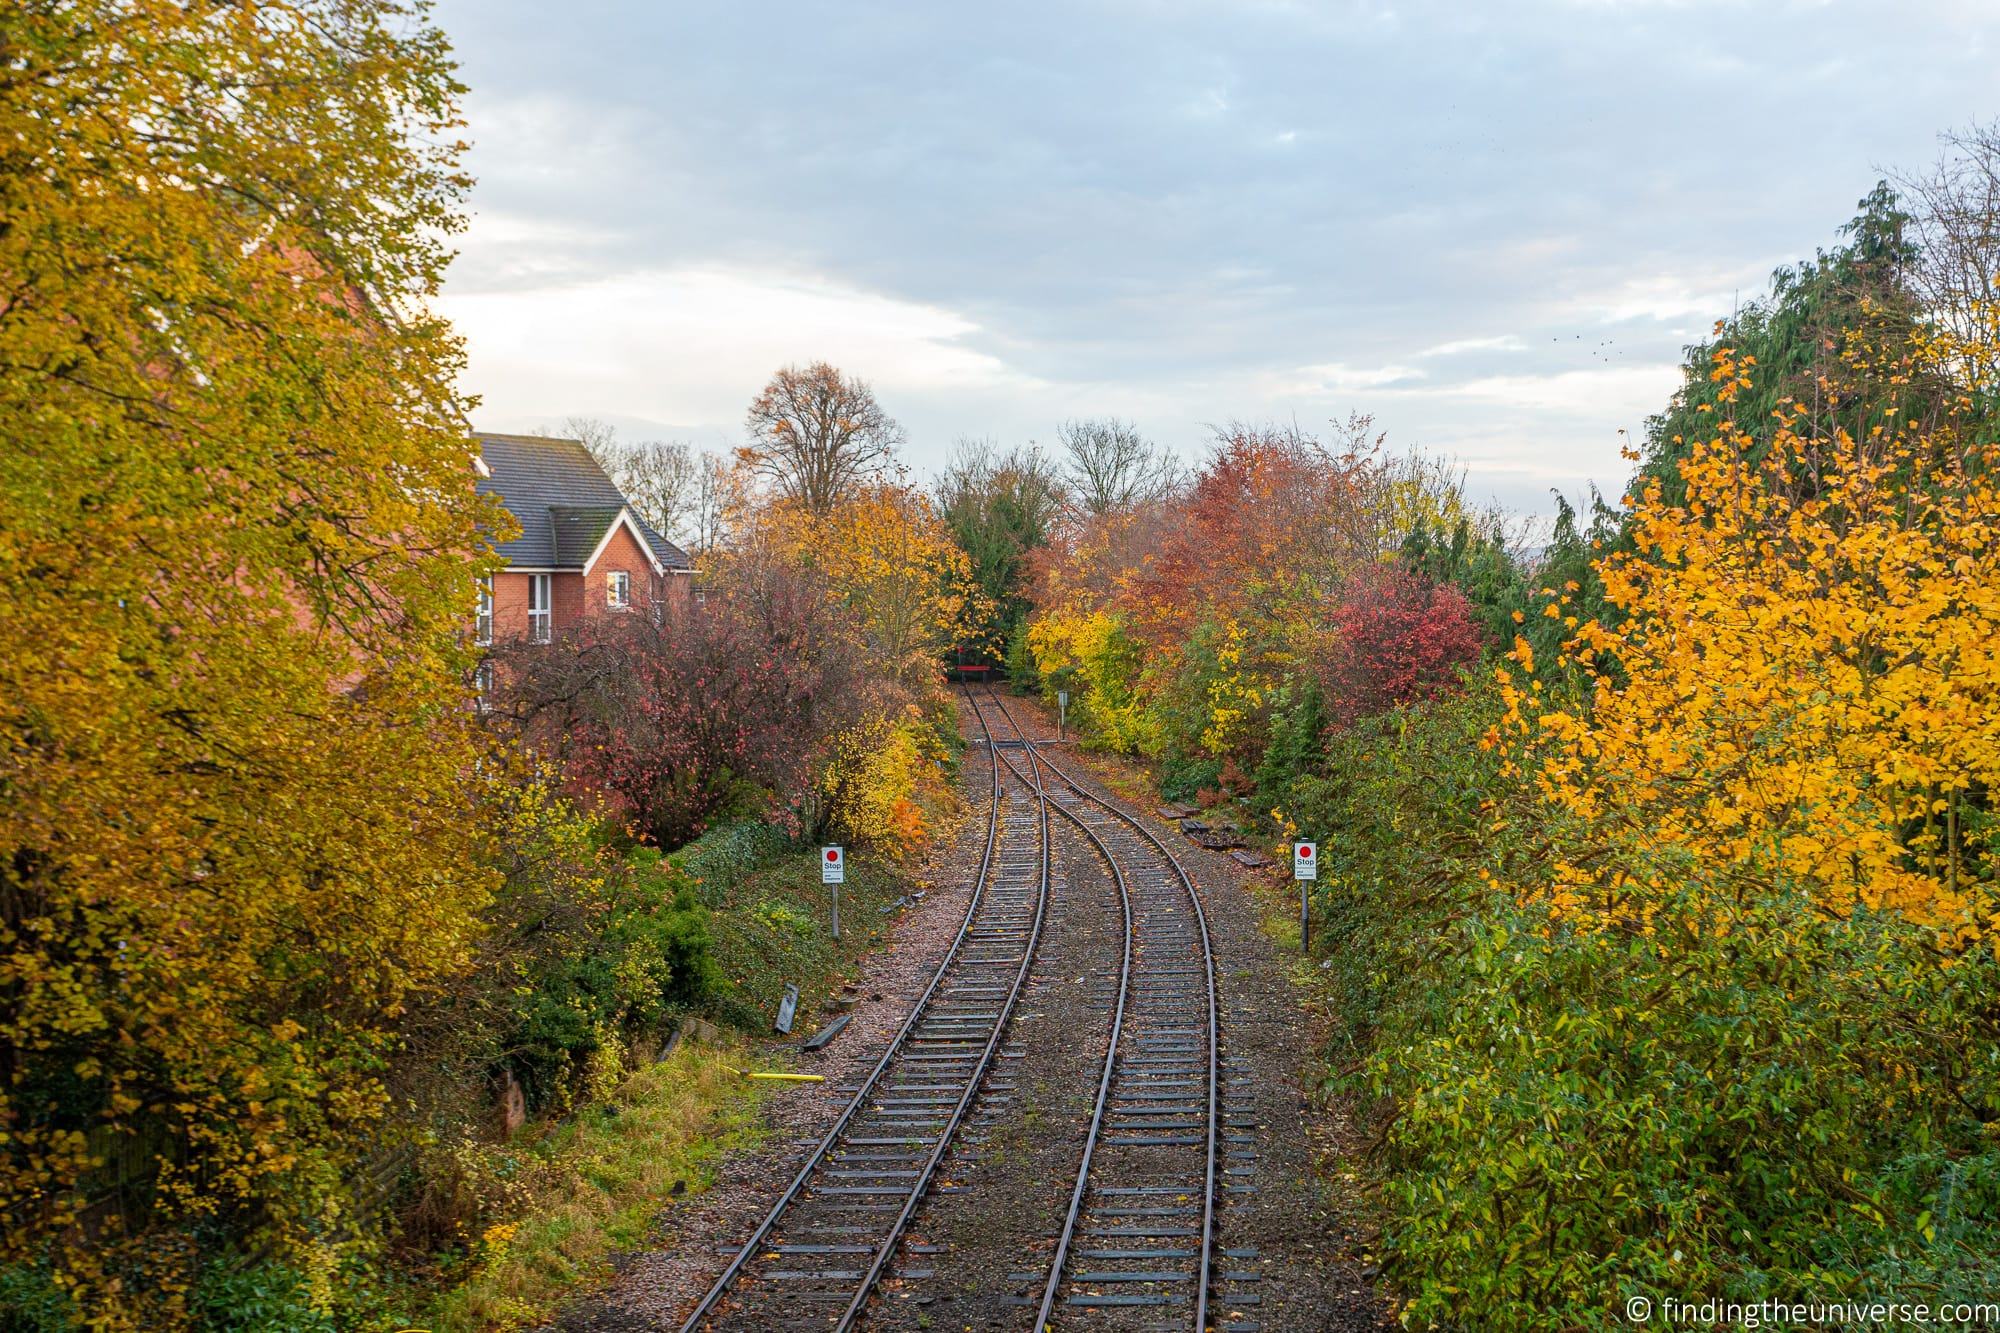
<box><xmin>424</xmin><ymin>1039</ymin><xmax>766</xmax><ymax>1331</ymax></box>
<box><xmin>693</xmin><ymin>838</ymin><xmax>938</xmax><ymax>1036</ymax></box>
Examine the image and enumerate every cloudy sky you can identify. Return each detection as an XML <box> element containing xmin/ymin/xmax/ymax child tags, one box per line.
<box><xmin>434</xmin><ymin>0</ymin><xmax>1997</xmax><ymax>513</ymax></box>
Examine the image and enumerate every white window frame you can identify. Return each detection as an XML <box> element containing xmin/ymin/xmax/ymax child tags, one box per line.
<box><xmin>528</xmin><ymin>573</ymin><xmax>552</xmax><ymax>643</ymax></box>
<box><xmin>475</xmin><ymin>577</ymin><xmax>494</xmax><ymax>646</ymax></box>
<box><xmin>473</xmin><ymin>660</ymin><xmax>494</xmax><ymax>714</ymax></box>
<box><xmin>607</xmin><ymin>570</ymin><xmax>631</xmax><ymax>609</ymax></box>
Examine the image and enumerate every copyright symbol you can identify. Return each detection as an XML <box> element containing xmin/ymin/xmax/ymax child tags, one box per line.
<box><xmin>1626</xmin><ymin>1296</ymin><xmax>1653</xmax><ymax>1322</ymax></box>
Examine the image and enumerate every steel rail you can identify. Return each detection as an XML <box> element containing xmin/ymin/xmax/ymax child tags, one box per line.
<box><xmin>826</xmin><ymin>688</ymin><xmax>1053</xmax><ymax>1330</ymax></box>
<box><xmin>980</xmin><ymin>710</ymin><xmax>1136</xmax><ymax>1333</ymax></box>
<box><xmin>677</xmin><ymin>681</ymin><xmax>1044</xmax><ymax>1331</ymax></box>
<box><xmin>985</xmin><ymin>685</ymin><xmax>1221</xmax><ymax>1333</ymax></box>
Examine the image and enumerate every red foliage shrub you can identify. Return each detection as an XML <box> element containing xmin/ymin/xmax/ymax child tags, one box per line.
<box><xmin>1319</xmin><ymin>563</ymin><xmax>1483</xmax><ymax>727</ymax></box>
<box><xmin>494</xmin><ymin>556</ymin><xmax>868</xmax><ymax>848</ymax></box>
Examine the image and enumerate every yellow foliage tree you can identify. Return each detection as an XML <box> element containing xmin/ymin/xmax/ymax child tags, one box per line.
<box><xmin>764</xmin><ymin>484</ymin><xmax>985</xmax><ymax>686</ymax></box>
<box><xmin>818</xmin><ymin>708</ymin><xmax>947</xmax><ymax>857</ymax></box>
<box><xmin>0</xmin><ymin>0</ymin><xmax>498</xmax><ymax>1310</ymax></box>
<box><xmin>1494</xmin><ymin>327</ymin><xmax>2000</xmax><ymax>941</ymax></box>
<box><xmin>1025</xmin><ymin>607</ymin><xmax>1157</xmax><ymax>754</ymax></box>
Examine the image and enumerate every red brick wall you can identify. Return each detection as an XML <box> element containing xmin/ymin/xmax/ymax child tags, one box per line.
<box><xmin>549</xmin><ymin>569</ymin><xmax>584</xmax><ymax>631</ymax></box>
<box><xmin>585</xmin><ymin>523</ymin><xmax>655</xmax><ymax>617</ymax></box>
<box><xmin>485</xmin><ymin>520</ymin><xmax>692</xmax><ymax>643</ymax></box>
<box><xmin>658</xmin><ymin>570</ymin><xmax>693</xmax><ymax>610</ymax></box>
<box><xmin>490</xmin><ymin>570</ymin><xmax>531</xmax><ymax>641</ymax></box>
<box><xmin>489</xmin><ymin>569</ymin><xmax>572</xmax><ymax>640</ymax></box>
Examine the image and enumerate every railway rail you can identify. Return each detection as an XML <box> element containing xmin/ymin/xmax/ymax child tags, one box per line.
<box><xmin>680</xmin><ymin>683</ymin><xmax>1224</xmax><ymax>1331</ymax></box>
<box><xmin>980</xmin><ymin>687</ymin><xmax>1222</xmax><ymax>1331</ymax></box>
<box><xmin>679</xmin><ymin>686</ymin><xmax>1052</xmax><ymax>1331</ymax></box>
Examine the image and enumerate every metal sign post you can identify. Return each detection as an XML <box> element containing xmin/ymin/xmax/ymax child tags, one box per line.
<box><xmin>1057</xmin><ymin>689</ymin><xmax>1069</xmax><ymax>740</ymax></box>
<box><xmin>822</xmin><ymin>845</ymin><xmax>845</xmax><ymax>939</ymax></box>
<box><xmin>1293</xmin><ymin>841</ymin><xmax>1317</xmax><ymax>953</ymax></box>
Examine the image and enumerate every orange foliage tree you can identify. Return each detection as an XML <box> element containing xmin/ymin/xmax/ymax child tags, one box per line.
<box><xmin>1493</xmin><ymin>328</ymin><xmax>2000</xmax><ymax>939</ymax></box>
<box><xmin>715</xmin><ymin>481</ymin><xmax>982</xmax><ymax>852</ymax></box>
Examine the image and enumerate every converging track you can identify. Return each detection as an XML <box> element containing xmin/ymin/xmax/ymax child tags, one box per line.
<box><xmin>679</xmin><ymin>684</ymin><xmax>1225</xmax><ymax>1331</ymax></box>
<box><xmin>980</xmin><ymin>688</ymin><xmax>1222</xmax><ymax>1331</ymax></box>
<box><xmin>679</xmin><ymin>687</ymin><xmax>1052</xmax><ymax>1331</ymax></box>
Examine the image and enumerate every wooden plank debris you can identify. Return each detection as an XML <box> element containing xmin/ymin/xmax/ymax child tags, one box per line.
<box><xmin>802</xmin><ymin>1013</ymin><xmax>853</xmax><ymax>1052</ymax></box>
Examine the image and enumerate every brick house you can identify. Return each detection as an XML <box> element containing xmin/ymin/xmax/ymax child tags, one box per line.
<box><xmin>472</xmin><ymin>432</ymin><xmax>694</xmax><ymax>649</ymax></box>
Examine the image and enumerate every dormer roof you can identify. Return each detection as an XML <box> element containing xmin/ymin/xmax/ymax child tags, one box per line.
<box><xmin>473</xmin><ymin>432</ymin><xmax>693</xmax><ymax>572</ymax></box>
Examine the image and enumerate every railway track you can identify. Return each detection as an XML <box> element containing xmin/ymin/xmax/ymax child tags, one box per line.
<box><xmin>679</xmin><ymin>686</ymin><xmax>1052</xmax><ymax>1331</ymax></box>
<box><xmin>680</xmin><ymin>683</ymin><xmax>1225</xmax><ymax>1331</ymax></box>
<box><xmin>980</xmin><ymin>687</ymin><xmax>1223</xmax><ymax>1331</ymax></box>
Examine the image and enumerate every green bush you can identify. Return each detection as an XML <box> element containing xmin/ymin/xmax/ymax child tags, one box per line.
<box><xmin>508</xmin><ymin>847</ymin><xmax>719</xmax><ymax>1106</ymax></box>
<box><xmin>672</xmin><ymin>821</ymin><xmax>791</xmax><ymax>907</ymax></box>
<box><xmin>1251</xmin><ymin>674</ymin><xmax>1325</xmax><ymax>811</ymax></box>
<box><xmin>189</xmin><ymin>1260</ymin><xmax>337</xmax><ymax>1333</ymax></box>
<box><xmin>1378</xmin><ymin>882</ymin><xmax>1999</xmax><ymax>1327</ymax></box>
<box><xmin>0</xmin><ymin>1261</ymin><xmax>76</xmax><ymax>1331</ymax></box>
<box><xmin>1004</xmin><ymin>619</ymin><xmax>1041</xmax><ymax>693</ymax></box>
<box><xmin>1159</xmin><ymin>757</ymin><xmax>1222</xmax><ymax>804</ymax></box>
<box><xmin>1288</xmin><ymin>686</ymin><xmax>2000</xmax><ymax>1328</ymax></box>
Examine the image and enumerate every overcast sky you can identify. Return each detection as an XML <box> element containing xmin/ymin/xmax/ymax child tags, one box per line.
<box><xmin>434</xmin><ymin>0</ymin><xmax>1998</xmax><ymax>513</ymax></box>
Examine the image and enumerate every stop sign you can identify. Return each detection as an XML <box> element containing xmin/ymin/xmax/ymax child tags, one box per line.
<box><xmin>1294</xmin><ymin>841</ymin><xmax>1317</xmax><ymax>880</ymax></box>
<box><xmin>822</xmin><ymin>845</ymin><xmax>845</xmax><ymax>884</ymax></box>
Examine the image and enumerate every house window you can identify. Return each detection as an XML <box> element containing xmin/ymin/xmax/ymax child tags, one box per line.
<box><xmin>475</xmin><ymin>577</ymin><xmax>493</xmax><ymax>646</ymax></box>
<box><xmin>528</xmin><ymin>574</ymin><xmax>551</xmax><ymax>642</ymax></box>
<box><xmin>607</xmin><ymin>570</ymin><xmax>631</xmax><ymax>609</ymax></box>
<box><xmin>474</xmin><ymin>661</ymin><xmax>494</xmax><ymax>713</ymax></box>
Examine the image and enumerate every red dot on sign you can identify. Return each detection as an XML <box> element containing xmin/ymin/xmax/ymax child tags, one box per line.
<box><xmin>826</xmin><ymin>849</ymin><xmax>839</xmax><ymax>862</ymax></box>
<box><xmin>1299</xmin><ymin>845</ymin><xmax>1313</xmax><ymax>858</ymax></box>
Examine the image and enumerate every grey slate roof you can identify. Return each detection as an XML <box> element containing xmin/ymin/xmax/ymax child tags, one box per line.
<box><xmin>550</xmin><ymin>506</ymin><xmax>623</xmax><ymax>567</ymax></box>
<box><xmin>474</xmin><ymin>433</ymin><xmax>693</xmax><ymax>571</ymax></box>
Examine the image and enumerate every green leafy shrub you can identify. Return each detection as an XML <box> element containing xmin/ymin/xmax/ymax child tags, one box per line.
<box><xmin>189</xmin><ymin>1260</ymin><xmax>337</xmax><ymax>1332</ymax></box>
<box><xmin>1159</xmin><ymin>757</ymin><xmax>1223</xmax><ymax>804</ymax></box>
<box><xmin>0</xmin><ymin>1261</ymin><xmax>76</xmax><ymax>1331</ymax></box>
<box><xmin>673</xmin><ymin>822</ymin><xmax>791</xmax><ymax>907</ymax></box>
<box><xmin>507</xmin><ymin>846</ymin><xmax>719</xmax><ymax>1107</ymax></box>
<box><xmin>1375</xmin><ymin>879</ymin><xmax>2000</xmax><ymax>1328</ymax></box>
<box><xmin>1288</xmin><ymin>684</ymin><xmax>2000</xmax><ymax>1329</ymax></box>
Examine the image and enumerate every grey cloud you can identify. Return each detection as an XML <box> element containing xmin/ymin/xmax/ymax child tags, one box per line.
<box><xmin>438</xmin><ymin>0</ymin><xmax>1997</xmax><ymax>497</ymax></box>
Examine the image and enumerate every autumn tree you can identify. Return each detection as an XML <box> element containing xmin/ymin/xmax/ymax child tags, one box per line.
<box><xmin>561</xmin><ymin>413</ymin><xmax>623</xmax><ymax>472</ymax></box>
<box><xmin>1059</xmin><ymin>416</ymin><xmax>1181</xmax><ymax>516</ymax></box>
<box><xmin>497</xmin><ymin>565</ymin><xmax>865</xmax><ymax>848</ymax></box>
<box><xmin>1318</xmin><ymin>564</ymin><xmax>1483</xmax><ymax>727</ymax></box>
<box><xmin>613</xmin><ymin>438</ymin><xmax>701</xmax><ymax>544</ymax></box>
<box><xmin>688</xmin><ymin>447</ymin><xmax>750</xmax><ymax>556</ymax></box>
<box><xmin>1638</xmin><ymin>187</ymin><xmax>1944</xmax><ymax>505</ymax></box>
<box><xmin>744</xmin><ymin>361</ymin><xmax>905</xmax><ymax>515</ymax></box>
<box><xmin>1894</xmin><ymin>120</ymin><xmax>2000</xmax><ymax>384</ymax></box>
<box><xmin>0</xmin><ymin>0</ymin><xmax>497</xmax><ymax>1311</ymax></box>
<box><xmin>763</xmin><ymin>484</ymin><xmax>984</xmax><ymax>689</ymax></box>
<box><xmin>1497</xmin><ymin>333</ymin><xmax>2000</xmax><ymax>934</ymax></box>
<box><xmin>934</xmin><ymin>437</ymin><xmax>1067</xmax><ymax>657</ymax></box>
<box><xmin>1132</xmin><ymin>423</ymin><xmax>1376</xmax><ymax>647</ymax></box>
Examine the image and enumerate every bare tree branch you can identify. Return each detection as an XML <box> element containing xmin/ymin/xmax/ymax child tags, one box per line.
<box><xmin>744</xmin><ymin>361</ymin><xmax>904</xmax><ymax>514</ymax></box>
<box><xmin>1058</xmin><ymin>417</ymin><xmax>1181</xmax><ymax>517</ymax></box>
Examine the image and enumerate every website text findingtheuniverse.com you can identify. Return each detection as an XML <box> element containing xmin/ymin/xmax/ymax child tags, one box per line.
<box><xmin>1624</xmin><ymin>1296</ymin><xmax>2000</xmax><ymax>1328</ymax></box>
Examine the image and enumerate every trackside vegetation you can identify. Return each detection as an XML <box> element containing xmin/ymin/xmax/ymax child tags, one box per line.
<box><xmin>0</xmin><ymin>6</ymin><xmax>975</xmax><ymax>1327</ymax></box>
<box><xmin>1012</xmin><ymin>192</ymin><xmax>2000</xmax><ymax>1327</ymax></box>
<box><xmin>10</xmin><ymin>1</ymin><xmax>2000</xmax><ymax>1328</ymax></box>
